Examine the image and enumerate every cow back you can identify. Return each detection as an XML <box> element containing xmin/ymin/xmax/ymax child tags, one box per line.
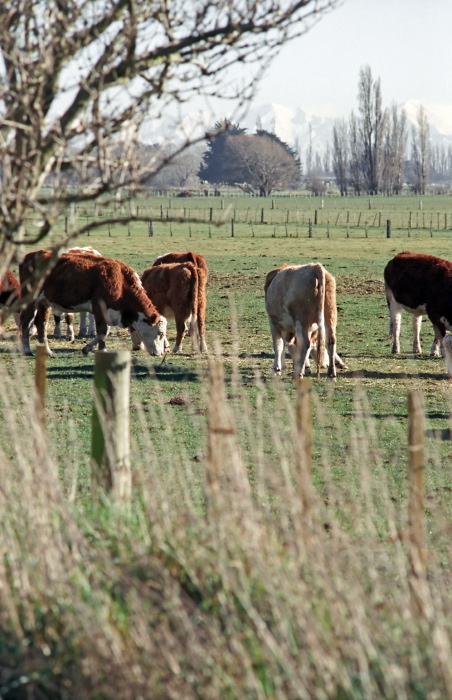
<box><xmin>152</xmin><ymin>251</ymin><xmax>208</xmax><ymax>279</ymax></box>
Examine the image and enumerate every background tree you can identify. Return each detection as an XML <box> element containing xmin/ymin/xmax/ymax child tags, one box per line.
<box><xmin>0</xmin><ymin>0</ymin><xmax>338</xmax><ymax>277</ymax></box>
<box><xmin>358</xmin><ymin>65</ymin><xmax>387</xmax><ymax>194</ymax></box>
<box><xmin>381</xmin><ymin>104</ymin><xmax>407</xmax><ymax>195</ymax></box>
<box><xmin>200</xmin><ymin>129</ymin><xmax>300</xmax><ymax>196</ymax></box>
<box><xmin>348</xmin><ymin>112</ymin><xmax>363</xmax><ymax>195</ymax></box>
<box><xmin>410</xmin><ymin>104</ymin><xmax>431</xmax><ymax>194</ymax></box>
<box><xmin>332</xmin><ymin>120</ymin><xmax>348</xmax><ymax>196</ymax></box>
<box><xmin>198</xmin><ymin>120</ymin><xmax>247</xmax><ymax>185</ymax></box>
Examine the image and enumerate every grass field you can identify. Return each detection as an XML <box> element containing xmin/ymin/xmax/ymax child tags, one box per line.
<box><xmin>1</xmin><ymin>194</ymin><xmax>452</xmax><ymax>698</ymax></box>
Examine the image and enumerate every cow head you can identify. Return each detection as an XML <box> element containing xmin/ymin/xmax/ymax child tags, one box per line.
<box><xmin>133</xmin><ymin>314</ymin><xmax>168</xmax><ymax>356</ymax></box>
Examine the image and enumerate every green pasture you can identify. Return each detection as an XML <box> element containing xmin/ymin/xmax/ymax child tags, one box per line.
<box><xmin>2</xmin><ymin>193</ymin><xmax>452</xmax><ymax>698</ymax></box>
<box><xmin>3</xmin><ymin>194</ymin><xmax>452</xmax><ymax>513</ymax></box>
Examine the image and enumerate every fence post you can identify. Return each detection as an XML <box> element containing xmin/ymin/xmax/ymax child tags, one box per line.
<box><xmin>148</xmin><ymin>220</ymin><xmax>154</xmax><ymax>237</ymax></box>
<box><xmin>407</xmin><ymin>389</ymin><xmax>427</xmax><ymax>618</ymax></box>
<box><xmin>386</xmin><ymin>219</ymin><xmax>392</xmax><ymax>238</ymax></box>
<box><xmin>231</xmin><ymin>219</ymin><xmax>234</xmax><ymax>237</ymax></box>
<box><xmin>91</xmin><ymin>351</ymin><xmax>131</xmax><ymax>502</ymax></box>
<box><xmin>35</xmin><ymin>345</ymin><xmax>47</xmax><ymax>428</ymax></box>
<box><xmin>296</xmin><ymin>378</ymin><xmax>313</xmax><ymax>551</ymax></box>
<box><xmin>308</xmin><ymin>219</ymin><xmax>312</xmax><ymax>238</ymax></box>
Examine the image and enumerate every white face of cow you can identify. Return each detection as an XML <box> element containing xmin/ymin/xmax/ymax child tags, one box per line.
<box><xmin>133</xmin><ymin>314</ymin><xmax>168</xmax><ymax>356</ymax></box>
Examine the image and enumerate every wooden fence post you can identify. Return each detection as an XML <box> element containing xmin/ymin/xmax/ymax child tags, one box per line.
<box><xmin>308</xmin><ymin>219</ymin><xmax>312</xmax><ymax>238</ymax></box>
<box><xmin>386</xmin><ymin>219</ymin><xmax>392</xmax><ymax>238</ymax></box>
<box><xmin>91</xmin><ymin>351</ymin><xmax>131</xmax><ymax>502</ymax></box>
<box><xmin>35</xmin><ymin>345</ymin><xmax>47</xmax><ymax>428</ymax></box>
<box><xmin>407</xmin><ymin>389</ymin><xmax>427</xmax><ymax>618</ymax></box>
<box><xmin>296</xmin><ymin>378</ymin><xmax>313</xmax><ymax>551</ymax></box>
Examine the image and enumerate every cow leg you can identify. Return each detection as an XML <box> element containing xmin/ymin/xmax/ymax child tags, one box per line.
<box><xmin>269</xmin><ymin>321</ymin><xmax>285</xmax><ymax>375</ymax></box>
<box><xmin>412</xmin><ymin>315</ymin><xmax>422</xmax><ymax>354</ymax></box>
<box><xmin>294</xmin><ymin>321</ymin><xmax>311</xmax><ymax>379</ymax></box>
<box><xmin>173</xmin><ymin>317</ymin><xmax>188</xmax><ymax>353</ymax></box>
<box><xmin>386</xmin><ymin>288</ymin><xmax>402</xmax><ymax>354</ymax></box>
<box><xmin>82</xmin><ymin>306</ymin><xmax>108</xmax><ymax>354</ymax></box>
<box><xmin>36</xmin><ymin>305</ymin><xmax>53</xmax><ymax>357</ymax></box>
<box><xmin>78</xmin><ymin>311</ymin><xmax>88</xmax><ymax>337</ymax></box>
<box><xmin>444</xmin><ymin>336</ymin><xmax>452</xmax><ymax>377</ymax></box>
<box><xmin>20</xmin><ymin>305</ymin><xmax>38</xmax><ymax>355</ymax></box>
<box><xmin>88</xmin><ymin>313</ymin><xmax>96</xmax><ymax>336</ymax></box>
<box><xmin>53</xmin><ymin>312</ymin><xmax>62</xmax><ymax>338</ymax></box>
<box><xmin>65</xmin><ymin>313</ymin><xmax>75</xmax><ymax>342</ymax></box>
<box><xmin>130</xmin><ymin>328</ymin><xmax>144</xmax><ymax>351</ymax></box>
<box><xmin>325</xmin><ymin>330</ymin><xmax>338</xmax><ymax>379</ymax></box>
<box><xmin>430</xmin><ymin>321</ymin><xmax>446</xmax><ymax>358</ymax></box>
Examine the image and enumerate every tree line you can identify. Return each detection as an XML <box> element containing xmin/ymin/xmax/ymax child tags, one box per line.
<box><xmin>142</xmin><ymin>66</ymin><xmax>451</xmax><ymax>197</ymax></box>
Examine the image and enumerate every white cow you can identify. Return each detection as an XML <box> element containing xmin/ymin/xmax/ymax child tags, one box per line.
<box><xmin>265</xmin><ymin>263</ymin><xmax>346</xmax><ymax>379</ymax></box>
<box><xmin>444</xmin><ymin>335</ymin><xmax>452</xmax><ymax>377</ymax></box>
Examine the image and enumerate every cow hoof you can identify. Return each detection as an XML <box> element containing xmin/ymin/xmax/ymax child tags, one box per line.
<box><xmin>305</xmin><ymin>366</ymin><xmax>312</xmax><ymax>376</ymax></box>
<box><xmin>82</xmin><ymin>347</ymin><xmax>90</xmax><ymax>355</ymax></box>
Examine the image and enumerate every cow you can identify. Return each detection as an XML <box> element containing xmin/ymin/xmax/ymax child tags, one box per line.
<box><xmin>444</xmin><ymin>335</ymin><xmax>452</xmax><ymax>377</ymax></box>
<box><xmin>19</xmin><ymin>250</ymin><xmax>168</xmax><ymax>357</ymax></box>
<box><xmin>0</xmin><ymin>270</ymin><xmax>21</xmax><ymax>328</ymax></box>
<box><xmin>265</xmin><ymin>263</ymin><xmax>346</xmax><ymax>379</ymax></box>
<box><xmin>53</xmin><ymin>246</ymin><xmax>101</xmax><ymax>340</ymax></box>
<box><xmin>383</xmin><ymin>251</ymin><xmax>452</xmax><ymax>357</ymax></box>
<box><xmin>131</xmin><ymin>261</ymin><xmax>207</xmax><ymax>353</ymax></box>
<box><xmin>152</xmin><ymin>251</ymin><xmax>208</xmax><ymax>346</ymax></box>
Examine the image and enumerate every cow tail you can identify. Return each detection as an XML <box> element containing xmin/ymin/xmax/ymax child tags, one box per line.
<box><xmin>189</xmin><ymin>263</ymin><xmax>199</xmax><ymax>350</ymax></box>
<box><xmin>316</xmin><ymin>264</ymin><xmax>326</xmax><ymax>379</ymax></box>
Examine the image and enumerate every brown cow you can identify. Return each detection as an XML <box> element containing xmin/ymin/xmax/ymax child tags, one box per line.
<box><xmin>132</xmin><ymin>261</ymin><xmax>207</xmax><ymax>353</ymax></box>
<box><xmin>53</xmin><ymin>246</ymin><xmax>102</xmax><ymax>340</ymax></box>
<box><xmin>0</xmin><ymin>270</ymin><xmax>21</xmax><ymax>328</ymax></box>
<box><xmin>152</xmin><ymin>251</ymin><xmax>208</xmax><ymax>346</ymax></box>
<box><xmin>19</xmin><ymin>250</ymin><xmax>168</xmax><ymax>357</ymax></box>
<box><xmin>265</xmin><ymin>263</ymin><xmax>346</xmax><ymax>379</ymax></box>
<box><xmin>384</xmin><ymin>251</ymin><xmax>452</xmax><ymax>356</ymax></box>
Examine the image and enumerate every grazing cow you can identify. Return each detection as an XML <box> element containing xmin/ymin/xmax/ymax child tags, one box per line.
<box><xmin>384</xmin><ymin>251</ymin><xmax>452</xmax><ymax>356</ymax></box>
<box><xmin>443</xmin><ymin>336</ymin><xmax>452</xmax><ymax>377</ymax></box>
<box><xmin>0</xmin><ymin>270</ymin><xmax>21</xmax><ymax>328</ymax></box>
<box><xmin>265</xmin><ymin>263</ymin><xmax>346</xmax><ymax>379</ymax></box>
<box><xmin>53</xmin><ymin>246</ymin><xmax>101</xmax><ymax>340</ymax></box>
<box><xmin>19</xmin><ymin>250</ymin><xmax>168</xmax><ymax>357</ymax></box>
<box><xmin>131</xmin><ymin>261</ymin><xmax>207</xmax><ymax>353</ymax></box>
<box><xmin>152</xmin><ymin>251</ymin><xmax>208</xmax><ymax>345</ymax></box>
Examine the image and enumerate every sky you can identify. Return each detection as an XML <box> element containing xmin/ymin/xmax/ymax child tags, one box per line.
<box><xmin>247</xmin><ymin>0</ymin><xmax>452</xmax><ymax>130</ymax></box>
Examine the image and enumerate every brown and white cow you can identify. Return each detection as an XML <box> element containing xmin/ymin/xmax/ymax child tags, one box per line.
<box><xmin>152</xmin><ymin>251</ymin><xmax>208</xmax><ymax>345</ymax></box>
<box><xmin>19</xmin><ymin>250</ymin><xmax>168</xmax><ymax>357</ymax></box>
<box><xmin>53</xmin><ymin>246</ymin><xmax>101</xmax><ymax>340</ymax></box>
<box><xmin>131</xmin><ymin>261</ymin><xmax>207</xmax><ymax>353</ymax></box>
<box><xmin>384</xmin><ymin>251</ymin><xmax>452</xmax><ymax>357</ymax></box>
<box><xmin>0</xmin><ymin>270</ymin><xmax>21</xmax><ymax>328</ymax></box>
<box><xmin>265</xmin><ymin>263</ymin><xmax>346</xmax><ymax>379</ymax></box>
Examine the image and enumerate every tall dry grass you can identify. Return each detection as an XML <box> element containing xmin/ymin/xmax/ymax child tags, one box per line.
<box><xmin>0</xmin><ymin>352</ymin><xmax>451</xmax><ymax>699</ymax></box>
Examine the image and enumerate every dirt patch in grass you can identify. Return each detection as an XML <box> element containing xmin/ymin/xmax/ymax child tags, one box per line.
<box><xmin>336</xmin><ymin>276</ymin><xmax>384</xmax><ymax>297</ymax></box>
<box><xmin>209</xmin><ymin>271</ymin><xmax>385</xmax><ymax>298</ymax></box>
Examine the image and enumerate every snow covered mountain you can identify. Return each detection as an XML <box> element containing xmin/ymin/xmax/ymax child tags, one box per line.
<box><xmin>139</xmin><ymin>100</ymin><xmax>452</xmax><ymax>154</ymax></box>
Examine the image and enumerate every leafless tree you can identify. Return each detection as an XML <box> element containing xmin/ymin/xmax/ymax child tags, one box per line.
<box><xmin>332</xmin><ymin>119</ymin><xmax>348</xmax><ymax>196</ymax></box>
<box><xmin>381</xmin><ymin>103</ymin><xmax>407</xmax><ymax>195</ymax></box>
<box><xmin>358</xmin><ymin>65</ymin><xmax>387</xmax><ymax>194</ymax></box>
<box><xmin>348</xmin><ymin>112</ymin><xmax>363</xmax><ymax>195</ymax></box>
<box><xmin>228</xmin><ymin>132</ymin><xmax>301</xmax><ymax>196</ymax></box>
<box><xmin>0</xmin><ymin>0</ymin><xmax>338</xmax><ymax>278</ymax></box>
<box><xmin>410</xmin><ymin>104</ymin><xmax>431</xmax><ymax>194</ymax></box>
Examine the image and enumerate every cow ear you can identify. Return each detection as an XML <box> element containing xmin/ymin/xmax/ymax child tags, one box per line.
<box><xmin>148</xmin><ymin>312</ymin><xmax>160</xmax><ymax>325</ymax></box>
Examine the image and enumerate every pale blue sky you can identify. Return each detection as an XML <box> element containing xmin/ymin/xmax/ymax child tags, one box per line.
<box><xmin>250</xmin><ymin>0</ymin><xmax>452</xmax><ymax>125</ymax></box>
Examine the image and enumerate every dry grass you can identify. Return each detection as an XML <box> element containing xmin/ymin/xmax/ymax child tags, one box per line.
<box><xmin>0</xmin><ymin>351</ymin><xmax>451</xmax><ymax>699</ymax></box>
